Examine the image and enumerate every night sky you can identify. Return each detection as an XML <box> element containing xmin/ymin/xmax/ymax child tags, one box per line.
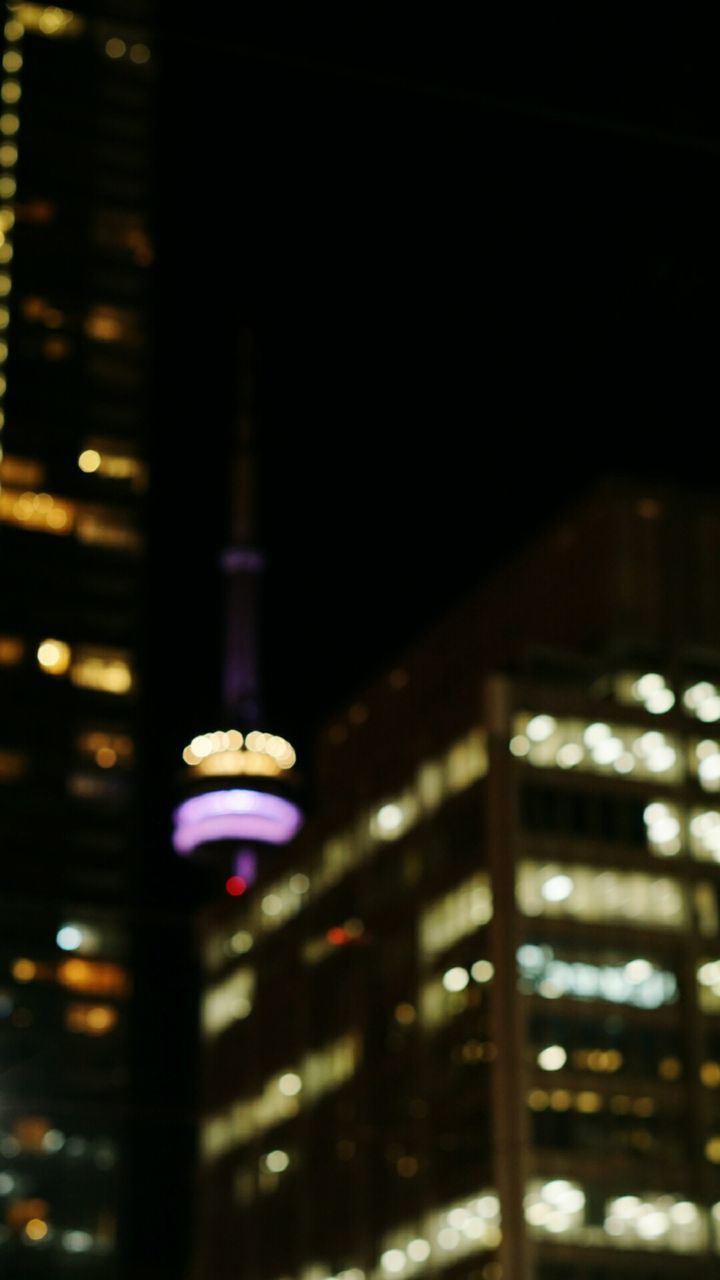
<box><xmin>155</xmin><ymin>23</ymin><xmax>719</xmax><ymax>764</ymax></box>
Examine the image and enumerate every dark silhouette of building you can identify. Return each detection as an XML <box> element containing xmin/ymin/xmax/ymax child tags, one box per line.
<box><xmin>0</xmin><ymin>6</ymin><xmax>192</xmax><ymax>1276</ymax></box>
<box><xmin>191</xmin><ymin>480</ymin><xmax>720</xmax><ymax>1280</ymax></box>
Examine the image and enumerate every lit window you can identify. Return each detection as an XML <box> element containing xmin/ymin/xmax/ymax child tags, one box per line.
<box><xmin>0</xmin><ymin>748</ymin><xmax>27</xmax><ymax>780</ymax></box>
<box><xmin>513</xmin><ymin>712</ymin><xmax>683</xmax><ymax>782</ymax></box>
<box><xmin>57</xmin><ymin>958</ymin><xmax>129</xmax><ymax>997</ymax></box>
<box><xmin>201</xmin><ymin>967</ymin><xmax>255</xmax><ymax>1038</ymax></box>
<box><xmin>70</xmin><ymin>648</ymin><xmax>133</xmax><ymax>695</ymax></box>
<box><xmin>517</xmin><ymin>860</ymin><xmax>687</xmax><ymax>930</ymax></box>
<box><xmin>1</xmin><ymin>487</ymin><xmax>75</xmax><ymax>535</ymax></box>
<box><xmin>0</xmin><ymin>455</ymin><xmax>43</xmax><ymax>487</ymax></box>
<box><xmin>12</xmin><ymin>4</ymin><xmax>84</xmax><ymax>36</ymax></box>
<box><xmin>37</xmin><ymin>637</ymin><xmax>71</xmax><ymax>674</ymax></box>
<box><xmin>518</xmin><ymin>941</ymin><xmax>678</xmax><ymax>1009</ymax></box>
<box><xmin>65</xmin><ymin>1002</ymin><xmax>118</xmax><ymax>1035</ymax></box>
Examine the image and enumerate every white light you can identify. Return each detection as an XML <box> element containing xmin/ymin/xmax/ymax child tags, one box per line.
<box><xmin>264</xmin><ymin>1149</ymin><xmax>289</xmax><ymax>1173</ymax></box>
<box><xmin>471</xmin><ymin>960</ymin><xmax>494</xmax><ymax>983</ymax></box>
<box><xmin>584</xmin><ymin>722</ymin><xmax>611</xmax><ymax>747</ymax></box>
<box><xmin>509</xmin><ymin>734</ymin><xmax>530</xmax><ymax>757</ymax></box>
<box><xmin>56</xmin><ymin>925</ymin><xmax>83</xmax><ymax>951</ymax></box>
<box><xmin>278</xmin><ymin>1072</ymin><xmax>302</xmax><ymax>1097</ymax></box>
<box><xmin>634</xmin><ymin>673</ymin><xmax>665</xmax><ymax>698</ymax></box>
<box><xmin>526</xmin><ymin>1202</ymin><xmax>550</xmax><ymax>1225</ymax></box>
<box><xmin>669</xmin><ymin>1201</ymin><xmax>697</xmax><ymax>1224</ymax></box>
<box><xmin>436</xmin><ymin>1227</ymin><xmax>459</xmax><ymax>1250</ymax></box>
<box><xmin>262</xmin><ymin>894</ymin><xmax>283</xmax><ymax>916</ymax></box>
<box><xmin>406</xmin><ymin>1238</ymin><xmax>430</xmax><ymax>1262</ymax></box>
<box><xmin>475</xmin><ymin>1194</ymin><xmax>500</xmax><ymax>1218</ymax></box>
<box><xmin>62</xmin><ymin>1230</ymin><xmax>93</xmax><ymax>1253</ymax></box>
<box><xmin>537</xmin><ymin>1044</ymin><xmax>567</xmax><ymax>1071</ymax></box>
<box><xmin>556</xmin><ymin>743</ymin><xmax>583</xmax><ymax>769</ymax></box>
<box><xmin>289</xmin><ymin>873</ymin><xmax>310</xmax><ymax>894</ymax></box>
<box><xmin>376</xmin><ymin>804</ymin><xmax>404</xmax><ymax>834</ymax></box>
<box><xmin>541</xmin><ymin>874</ymin><xmax>574</xmax><ymax>903</ymax></box>
<box><xmin>545</xmin><ymin>1211</ymin><xmax>570</xmax><ymax>1233</ymax></box>
<box><xmin>462</xmin><ymin>1217</ymin><xmax>485</xmax><ymax>1239</ymax></box>
<box><xmin>447</xmin><ymin>1208</ymin><xmax>468</xmax><ymax>1228</ymax></box>
<box><xmin>442</xmin><ymin>967</ymin><xmax>469</xmax><ymax>993</ymax></box>
<box><xmin>699</xmin><ymin>754</ymin><xmax>720</xmax><ymax>787</ymax></box>
<box><xmin>527</xmin><ymin>715</ymin><xmax>556</xmax><ymax>742</ymax></box>
<box><xmin>42</xmin><ymin>1129</ymin><xmax>65</xmax><ymax>1152</ymax></box>
<box><xmin>380</xmin><ymin>1249</ymin><xmax>406</xmax><ymax>1274</ymax></box>
<box><xmin>648</xmin><ymin>746</ymin><xmax>677</xmax><ymax>772</ymax></box>
<box><xmin>645</xmin><ymin>688</ymin><xmax>675</xmax><ymax>714</ymax></box>
<box><xmin>648</xmin><ymin>815</ymin><xmax>680</xmax><ymax>843</ymax></box>
<box><xmin>635</xmin><ymin>1210</ymin><xmax>668</xmax><ymax>1239</ymax></box>
<box><xmin>624</xmin><ymin>959</ymin><xmax>653</xmax><ymax>983</ymax></box>
<box><xmin>697</xmin><ymin>697</ymin><xmax>720</xmax><ymax>722</ymax></box>
<box><xmin>614</xmin><ymin>752</ymin><xmax>635</xmax><ymax>774</ymax></box>
<box><xmin>0</xmin><ymin>1172</ymin><xmax>14</xmax><ymax>1194</ymax></box>
<box><xmin>592</xmin><ymin>736</ymin><xmax>623</xmax><ymax>765</ymax></box>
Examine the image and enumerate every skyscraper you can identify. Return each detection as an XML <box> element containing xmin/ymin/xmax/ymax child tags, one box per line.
<box><xmin>0</xmin><ymin>4</ymin><xmax>171</xmax><ymax>1274</ymax></box>
<box><xmin>191</xmin><ymin>480</ymin><xmax>720</xmax><ymax>1280</ymax></box>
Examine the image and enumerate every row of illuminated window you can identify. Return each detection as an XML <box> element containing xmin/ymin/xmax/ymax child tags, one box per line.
<box><xmin>36</xmin><ymin>638</ymin><xmax>133</xmax><ymax>693</ymax></box>
<box><xmin>8</xmin><ymin>955</ymin><xmax>128</xmax><ymax>996</ymax></box>
<box><xmin>269</xmin><ymin>1189</ymin><xmax>501</xmax><ymax>1280</ymax></box>
<box><xmin>0</xmin><ymin>20</ymin><xmax>18</xmax><ymax>449</ymax></box>
<box><xmin>418</xmin><ymin>871</ymin><xmax>492</xmax><ymax>961</ymax></box>
<box><xmin>21</xmin><ymin>296</ymin><xmax>146</xmax><ymax>347</ymax></box>
<box><xmin>612</xmin><ymin>669</ymin><xmax>720</xmax><ymax>725</ymax></box>
<box><xmin>1</xmin><ymin>990</ymin><xmax>120</xmax><ymax>1036</ymax></box>
<box><xmin>0</xmin><ymin>484</ymin><xmax>142</xmax><ymax>549</ymax></box>
<box><xmin>0</xmin><ymin>725</ymin><xmax>132</xmax><ymax>779</ymax></box>
<box><xmin>525</xmin><ymin>1177</ymin><xmax>720</xmax><ymax>1254</ymax></box>
<box><xmin>0</xmin><ymin>1194</ymin><xmax>116</xmax><ymax>1254</ymax></box>
<box><xmin>201</xmin><ymin>966</ymin><xmax>255</xmax><ymax>1038</ymax></box>
<box><xmin>7</xmin><ymin>4</ymin><xmax>151</xmax><ymax>65</ymax></box>
<box><xmin>512</xmin><ymin>712</ymin><xmax>720</xmax><ymax>793</ymax></box>
<box><xmin>517</xmin><ymin>859</ymin><xmax>718</xmax><ymax>934</ymax></box>
<box><xmin>201</xmin><ymin>1032</ymin><xmax>361</xmax><ymax>1162</ymax></box>
<box><xmin>420</xmin><ymin>937</ymin><xmax>720</xmax><ymax>1033</ymax></box>
<box><xmin>203</xmin><ymin>727</ymin><xmax>488</xmax><ymax>972</ymax></box>
<box><xmin>0</xmin><ymin>1118</ymin><xmax>116</xmax><ymax>1167</ymax></box>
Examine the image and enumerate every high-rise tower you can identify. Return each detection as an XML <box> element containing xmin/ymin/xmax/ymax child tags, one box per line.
<box><xmin>172</xmin><ymin>332</ymin><xmax>303</xmax><ymax>893</ymax></box>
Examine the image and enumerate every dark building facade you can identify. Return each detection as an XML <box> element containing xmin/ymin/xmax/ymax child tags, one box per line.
<box><xmin>192</xmin><ymin>482</ymin><xmax>720</xmax><ymax>1280</ymax></box>
<box><xmin>0</xmin><ymin>4</ymin><xmax>185</xmax><ymax>1276</ymax></box>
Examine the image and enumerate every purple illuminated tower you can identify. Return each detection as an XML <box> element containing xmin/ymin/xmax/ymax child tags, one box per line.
<box><xmin>172</xmin><ymin>332</ymin><xmax>303</xmax><ymax>886</ymax></box>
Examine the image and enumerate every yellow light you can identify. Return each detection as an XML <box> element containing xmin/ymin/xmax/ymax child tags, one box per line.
<box><xmin>4</xmin><ymin>19</ymin><xmax>24</xmax><ymax>42</ymax></box>
<box><xmin>706</xmin><ymin>1136</ymin><xmax>720</xmax><ymax>1163</ymax></box>
<box><xmin>701</xmin><ymin>1061</ymin><xmax>720</xmax><ymax>1088</ymax></box>
<box><xmin>0</xmin><ymin>177</ymin><xmax>16</xmax><ymax>198</ymax></box>
<box><xmin>0</xmin><ymin>113</ymin><xmax>19</xmax><ymax>135</ymax></box>
<box><xmin>659</xmin><ymin>1055</ymin><xmax>682</xmax><ymax>1081</ymax></box>
<box><xmin>0</xmin><ymin>271</ymin><xmax>11</xmax><ymax>295</ymax></box>
<box><xmin>3</xmin><ymin>50</ymin><xmax>23</xmax><ymax>72</ymax></box>
<box><xmin>12</xmin><ymin>957</ymin><xmax>36</xmax><ymax>982</ymax></box>
<box><xmin>95</xmin><ymin>746</ymin><xmax>117</xmax><ymax>768</ymax></box>
<box><xmin>37</xmin><ymin>638</ymin><xmax>70</xmax><ymax>674</ymax></box>
<box><xmin>78</xmin><ymin>448</ymin><xmax>101</xmax><ymax>473</ymax></box>
<box><xmin>105</xmin><ymin>36</ymin><xmax>126</xmax><ymax>58</ymax></box>
<box><xmin>1</xmin><ymin>80</ymin><xmax>20</xmax><ymax>104</ymax></box>
<box><xmin>129</xmin><ymin>42</ymin><xmax>150</xmax><ymax>63</ymax></box>
<box><xmin>575</xmin><ymin>1090</ymin><xmax>602</xmax><ymax>1113</ymax></box>
<box><xmin>394</xmin><ymin>1001</ymin><xmax>416</xmax><ymax>1025</ymax></box>
<box><xmin>0</xmin><ymin>635</ymin><xmax>23</xmax><ymax>665</ymax></box>
<box><xmin>25</xmin><ymin>1218</ymin><xmax>48</xmax><ymax>1241</ymax></box>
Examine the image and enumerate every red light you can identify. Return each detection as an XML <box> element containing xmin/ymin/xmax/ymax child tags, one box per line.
<box><xmin>326</xmin><ymin>926</ymin><xmax>349</xmax><ymax>945</ymax></box>
<box><xmin>225</xmin><ymin>875</ymin><xmax>247</xmax><ymax>897</ymax></box>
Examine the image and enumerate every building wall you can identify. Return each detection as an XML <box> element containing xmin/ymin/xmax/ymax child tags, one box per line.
<box><xmin>193</xmin><ymin>484</ymin><xmax>720</xmax><ymax>1280</ymax></box>
<box><xmin>0</xmin><ymin>3</ymin><xmax>156</xmax><ymax>1274</ymax></box>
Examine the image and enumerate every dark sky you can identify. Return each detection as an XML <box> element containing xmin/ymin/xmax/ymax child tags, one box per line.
<box><xmin>155</xmin><ymin>23</ymin><xmax>719</xmax><ymax>761</ymax></box>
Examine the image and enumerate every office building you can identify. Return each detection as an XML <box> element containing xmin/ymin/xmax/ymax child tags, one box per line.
<box><xmin>192</xmin><ymin>480</ymin><xmax>720</xmax><ymax>1280</ymax></box>
<box><xmin>0</xmin><ymin>5</ymin><xmax>188</xmax><ymax>1277</ymax></box>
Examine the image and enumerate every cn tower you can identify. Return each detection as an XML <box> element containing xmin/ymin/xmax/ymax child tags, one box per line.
<box><xmin>172</xmin><ymin>332</ymin><xmax>303</xmax><ymax>892</ymax></box>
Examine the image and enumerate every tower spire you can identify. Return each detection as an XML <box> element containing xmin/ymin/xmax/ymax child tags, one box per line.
<box><xmin>221</xmin><ymin>327</ymin><xmax>263</xmax><ymax>724</ymax></box>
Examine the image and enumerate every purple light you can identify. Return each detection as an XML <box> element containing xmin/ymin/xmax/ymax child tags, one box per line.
<box><xmin>234</xmin><ymin>849</ymin><xmax>258</xmax><ymax>885</ymax></box>
<box><xmin>173</xmin><ymin>788</ymin><xmax>303</xmax><ymax>855</ymax></box>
